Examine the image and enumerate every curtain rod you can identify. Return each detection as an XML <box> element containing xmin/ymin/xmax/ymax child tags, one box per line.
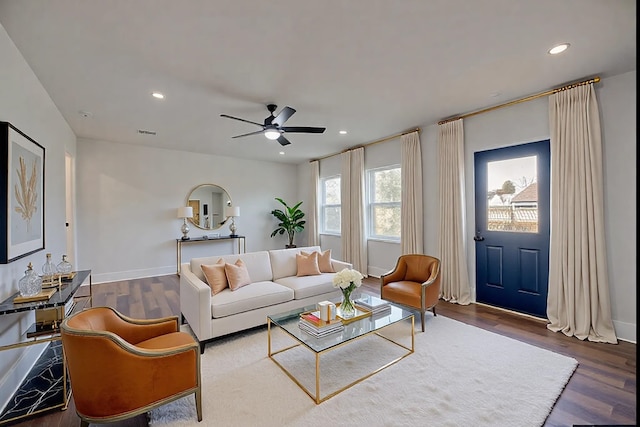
<box><xmin>437</xmin><ymin>76</ymin><xmax>601</xmax><ymax>125</ymax></box>
<box><xmin>309</xmin><ymin>128</ymin><xmax>421</xmax><ymax>163</ymax></box>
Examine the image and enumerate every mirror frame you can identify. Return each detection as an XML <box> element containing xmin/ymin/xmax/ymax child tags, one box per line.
<box><xmin>185</xmin><ymin>183</ymin><xmax>232</xmax><ymax>231</ymax></box>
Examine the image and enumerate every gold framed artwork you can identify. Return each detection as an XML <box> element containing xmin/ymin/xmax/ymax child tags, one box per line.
<box><xmin>1</xmin><ymin>122</ymin><xmax>45</xmax><ymax>263</ymax></box>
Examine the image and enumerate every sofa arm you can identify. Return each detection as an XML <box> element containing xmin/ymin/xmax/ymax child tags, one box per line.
<box><xmin>179</xmin><ymin>265</ymin><xmax>212</xmax><ymax>342</ymax></box>
<box><xmin>331</xmin><ymin>259</ymin><xmax>353</xmax><ymax>271</ymax></box>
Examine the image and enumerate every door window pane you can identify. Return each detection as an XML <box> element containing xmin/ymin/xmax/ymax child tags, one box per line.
<box><xmin>486</xmin><ymin>156</ymin><xmax>538</xmax><ymax>233</ymax></box>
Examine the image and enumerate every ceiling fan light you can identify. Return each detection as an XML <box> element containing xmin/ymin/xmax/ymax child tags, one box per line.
<box><xmin>264</xmin><ymin>129</ymin><xmax>280</xmax><ymax>140</ymax></box>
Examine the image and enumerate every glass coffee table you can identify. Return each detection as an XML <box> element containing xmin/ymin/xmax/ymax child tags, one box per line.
<box><xmin>267</xmin><ymin>300</ymin><xmax>414</xmax><ymax>404</ymax></box>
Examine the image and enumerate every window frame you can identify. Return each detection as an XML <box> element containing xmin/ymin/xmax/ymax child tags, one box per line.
<box><xmin>320</xmin><ymin>175</ymin><xmax>341</xmax><ymax>235</ymax></box>
<box><xmin>366</xmin><ymin>165</ymin><xmax>401</xmax><ymax>242</ymax></box>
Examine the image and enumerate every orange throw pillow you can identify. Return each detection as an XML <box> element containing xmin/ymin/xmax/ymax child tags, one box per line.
<box><xmin>296</xmin><ymin>251</ymin><xmax>321</xmax><ymax>277</ymax></box>
<box><xmin>301</xmin><ymin>249</ymin><xmax>334</xmax><ymax>273</ymax></box>
<box><xmin>225</xmin><ymin>259</ymin><xmax>252</xmax><ymax>291</ymax></box>
<box><xmin>201</xmin><ymin>259</ymin><xmax>228</xmax><ymax>295</ymax></box>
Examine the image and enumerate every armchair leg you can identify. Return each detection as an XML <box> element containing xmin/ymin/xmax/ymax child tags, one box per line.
<box><xmin>200</xmin><ymin>342</ymin><xmax>205</xmax><ymax>354</ymax></box>
<box><xmin>421</xmin><ymin>311</ymin><xmax>426</xmax><ymax>332</ymax></box>
<box><xmin>195</xmin><ymin>387</ymin><xmax>203</xmax><ymax>421</ymax></box>
<box><xmin>80</xmin><ymin>421</ymin><xmax>89</xmax><ymax>427</ymax></box>
<box><xmin>432</xmin><ymin>306</ymin><xmax>437</xmax><ymax>317</ymax></box>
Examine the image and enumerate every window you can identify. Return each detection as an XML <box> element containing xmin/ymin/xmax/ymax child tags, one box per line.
<box><xmin>321</xmin><ymin>175</ymin><xmax>341</xmax><ymax>234</ymax></box>
<box><xmin>367</xmin><ymin>166</ymin><xmax>401</xmax><ymax>240</ymax></box>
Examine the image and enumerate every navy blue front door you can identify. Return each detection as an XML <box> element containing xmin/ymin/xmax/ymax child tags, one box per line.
<box><xmin>474</xmin><ymin>140</ymin><xmax>550</xmax><ymax>318</ymax></box>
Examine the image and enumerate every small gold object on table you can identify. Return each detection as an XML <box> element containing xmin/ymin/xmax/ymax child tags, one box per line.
<box><xmin>335</xmin><ymin>303</ymin><xmax>371</xmax><ymax>324</ymax></box>
<box><xmin>13</xmin><ymin>288</ymin><xmax>57</xmax><ymax>304</ymax></box>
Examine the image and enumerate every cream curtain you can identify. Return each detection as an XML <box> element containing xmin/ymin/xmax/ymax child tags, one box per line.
<box><xmin>308</xmin><ymin>160</ymin><xmax>320</xmax><ymax>246</ymax></box>
<box><xmin>438</xmin><ymin>120</ymin><xmax>471</xmax><ymax>304</ymax></box>
<box><xmin>340</xmin><ymin>148</ymin><xmax>367</xmax><ymax>275</ymax></box>
<box><xmin>547</xmin><ymin>84</ymin><xmax>617</xmax><ymax>343</ymax></box>
<box><xmin>400</xmin><ymin>131</ymin><xmax>423</xmax><ymax>254</ymax></box>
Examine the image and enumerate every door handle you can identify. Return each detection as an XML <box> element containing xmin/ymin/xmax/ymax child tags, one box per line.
<box><xmin>473</xmin><ymin>230</ymin><xmax>485</xmax><ymax>242</ymax></box>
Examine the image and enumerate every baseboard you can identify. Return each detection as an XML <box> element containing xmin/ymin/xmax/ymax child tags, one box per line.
<box><xmin>366</xmin><ymin>267</ymin><xmax>386</xmax><ymax>278</ymax></box>
<box><xmin>91</xmin><ymin>266</ymin><xmax>175</xmax><ymax>284</ymax></box>
<box><xmin>612</xmin><ymin>319</ymin><xmax>636</xmax><ymax>344</ymax></box>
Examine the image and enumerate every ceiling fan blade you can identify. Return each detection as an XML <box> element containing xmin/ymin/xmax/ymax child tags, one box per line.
<box><xmin>281</xmin><ymin>126</ymin><xmax>326</xmax><ymax>134</ymax></box>
<box><xmin>220</xmin><ymin>114</ymin><xmax>264</xmax><ymax>127</ymax></box>
<box><xmin>272</xmin><ymin>106</ymin><xmax>296</xmax><ymax>126</ymax></box>
<box><xmin>277</xmin><ymin>135</ymin><xmax>291</xmax><ymax>146</ymax></box>
<box><xmin>231</xmin><ymin>130</ymin><xmax>265</xmax><ymax>139</ymax></box>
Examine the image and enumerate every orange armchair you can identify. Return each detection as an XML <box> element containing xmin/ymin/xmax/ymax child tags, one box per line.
<box><xmin>380</xmin><ymin>254</ymin><xmax>441</xmax><ymax>332</ymax></box>
<box><xmin>60</xmin><ymin>307</ymin><xmax>202</xmax><ymax>426</ymax></box>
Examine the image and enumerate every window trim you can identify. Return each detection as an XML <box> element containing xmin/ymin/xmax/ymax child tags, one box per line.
<box><xmin>320</xmin><ymin>175</ymin><xmax>341</xmax><ymax>235</ymax></box>
<box><xmin>366</xmin><ymin>165</ymin><xmax>401</xmax><ymax>241</ymax></box>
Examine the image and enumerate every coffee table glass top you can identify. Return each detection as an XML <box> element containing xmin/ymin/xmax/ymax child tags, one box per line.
<box><xmin>267</xmin><ymin>299</ymin><xmax>413</xmax><ymax>353</ymax></box>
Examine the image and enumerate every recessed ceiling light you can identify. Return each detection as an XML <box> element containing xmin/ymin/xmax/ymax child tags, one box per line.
<box><xmin>152</xmin><ymin>92</ymin><xmax>164</xmax><ymax>99</ymax></box>
<box><xmin>548</xmin><ymin>43</ymin><xmax>570</xmax><ymax>55</ymax></box>
<box><xmin>78</xmin><ymin>110</ymin><xmax>93</xmax><ymax>118</ymax></box>
<box><xmin>279</xmin><ymin>151</ymin><xmax>285</xmax><ymax>155</ymax></box>
<box><xmin>339</xmin><ymin>130</ymin><xmax>347</xmax><ymax>135</ymax></box>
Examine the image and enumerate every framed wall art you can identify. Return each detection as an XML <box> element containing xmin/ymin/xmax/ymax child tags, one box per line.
<box><xmin>1</xmin><ymin>122</ymin><xmax>45</xmax><ymax>263</ymax></box>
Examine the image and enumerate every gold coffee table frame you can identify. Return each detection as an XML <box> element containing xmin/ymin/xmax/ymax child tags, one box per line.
<box><xmin>267</xmin><ymin>304</ymin><xmax>414</xmax><ymax>404</ymax></box>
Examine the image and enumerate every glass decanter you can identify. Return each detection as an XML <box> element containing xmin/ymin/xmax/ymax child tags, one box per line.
<box><xmin>42</xmin><ymin>253</ymin><xmax>57</xmax><ymax>283</ymax></box>
<box><xmin>18</xmin><ymin>262</ymin><xmax>42</xmax><ymax>297</ymax></box>
<box><xmin>57</xmin><ymin>254</ymin><xmax>73</xmax><ymax>275</ymax></box>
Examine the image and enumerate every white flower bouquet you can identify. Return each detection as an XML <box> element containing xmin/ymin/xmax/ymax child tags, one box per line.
<box><xmin>332</xmin><ymin>268</ymin><xmax>363</xmax><ymax>317</ymax></box>
<box><xmin>332</xmin><ymin>268</ymin><xmax>364</xmax><ymax>291</ymax></box>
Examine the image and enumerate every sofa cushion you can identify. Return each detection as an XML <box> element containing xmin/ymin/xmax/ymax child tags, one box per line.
<box><xmin>225</xmin><ymin>259</ymin><xmax>252</xmax><ymax>291</ymax></box>
<box><xmin>274</xmin><ymin>273</ymin><xmax>339</xmax><ymax>300</ymax></box>
<box><xmin>201</xmin><ymin>259</ymin><xmax>228</xmax><ymax>295</ymax></box>
<box><xmin>211</xmin><ymin>281</ymin><xmax>294</xmax><ymax>318</ymax></box>
<box><xmin>191</xmin><ymin>251</ymin><xmax>272</xmax><ymax>283</ymax></box>
<box><xmin>269</xmin><ymin>246</ymin><xmax>322</xmax><ymax>280</ymax></box>
<box><xmin>296</xmin><ymin>252</ymin><xmax>321</xmax><ymax>277</ymax></box>
<box><xmin>301</xmin><ymin>249</ymin><xmax>334</xmax><ymax>273</ymax></box>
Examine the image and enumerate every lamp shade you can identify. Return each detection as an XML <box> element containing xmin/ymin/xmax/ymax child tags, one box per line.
<box><xmin>177</xmin><ymin>206</ymin><xmax>193</xmax><ymax>219</ymax></box>
<box><xmin>224</xmin><ymin>206</ymin><xmax>240</xmax><ymax>217</ymax></box>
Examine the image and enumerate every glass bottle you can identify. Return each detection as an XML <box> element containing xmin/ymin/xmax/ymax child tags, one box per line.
<box><xmin>42</xmin><ymin>253</ymin><xmax>57</xmax><ymax>282</ymax></box>
<box><xmin>57</xmin><ymin>254</ymin><xmax>73</xmax><ymax>275</ymax></box>
<box><xmin>18</xmin><ymin>262</ymin><xmax>42</xmax><ymax>297</ymax></box>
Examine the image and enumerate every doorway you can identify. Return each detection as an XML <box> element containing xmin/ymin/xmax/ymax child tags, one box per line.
<box><xmin>473</xmin><ymin>140</ymin><xmax>550</xmax><ymax>318</ymax></box>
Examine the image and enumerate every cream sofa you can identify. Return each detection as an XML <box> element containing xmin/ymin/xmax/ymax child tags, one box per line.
<box><xmin>180</xmin><ymin>246</ymin><xmax>351</xmax><ymax>351</ymax></box>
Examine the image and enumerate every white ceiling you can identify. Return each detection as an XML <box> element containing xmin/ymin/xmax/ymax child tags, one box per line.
<box><xmin>0</xmin><ymin>0</ymin><xmax>636</xmax><ymax>164</ymax></box>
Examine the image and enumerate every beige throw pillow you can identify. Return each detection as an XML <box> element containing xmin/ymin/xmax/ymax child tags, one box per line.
<box><xmin>296</xmin><ymin>251</ymin><xmax>321</xmax><ymax>277</ymax></box>
<box><xmin>201</xmin><ymin>258</ymin><xmax>228</xmax><ymax>295</ymax></box>
<box><xmin>301</xmin><ymin>249</ymin><xmax>335</xmax><ymax>273</ymax></box>
<box><xmin>225</xmin><ymin>259</ymin><xmax>252</xmax><ymax>291</ymax></box>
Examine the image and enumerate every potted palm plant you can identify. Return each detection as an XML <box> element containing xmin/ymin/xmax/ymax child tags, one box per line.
<box><xmin>270</xmin><ymin>198</ymin><xmax>305</xmax><ymax>248</ymax></box>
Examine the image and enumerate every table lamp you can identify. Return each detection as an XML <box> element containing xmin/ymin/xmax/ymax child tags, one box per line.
<box><xmin>224</xmin><ymin>206</ymin><xmax>240</xmax><ymax>237</ymax></box>
<box><xmin>177</xmin><ymin>206</ymin><xmax>194</xmax><ymax>240</ymax></box>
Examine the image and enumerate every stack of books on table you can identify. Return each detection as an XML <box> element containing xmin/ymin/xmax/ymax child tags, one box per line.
<box><xmin>299</xmin><ymin>311</ymin><xmax>344</xmax><ymax>337</ymax></box>
<box><xmin>355</xmin><ymin>295</ymin><xmax>392</xmax><ymax>316</ymax></box>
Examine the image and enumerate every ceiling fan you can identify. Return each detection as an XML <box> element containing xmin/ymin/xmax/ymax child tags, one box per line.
<box><xmin>220</xmin><ymin>104</ymin><xmax>326</xmax><ymax>146</ymax></box>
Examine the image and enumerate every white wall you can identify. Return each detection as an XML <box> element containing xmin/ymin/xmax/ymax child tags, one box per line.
<box><xmin>0</xmin><ymin>23</ymin><xmax>77</xmax><ymax>411</ymax></box>
<box><xmin>76</xmin><ymin>139</ymin><xmax>299</xmax><ymax>282</ymax></box>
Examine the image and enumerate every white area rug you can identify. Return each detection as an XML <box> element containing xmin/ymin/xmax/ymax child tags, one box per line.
<box><xmin>150</xmin><ymin>315</ymin><xmax>577</xmax><ymax>427</ymax></box>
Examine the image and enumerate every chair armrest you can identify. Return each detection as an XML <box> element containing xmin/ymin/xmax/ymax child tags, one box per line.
<box><xmin>109</xmin><ymin>310</ymin><xmax>180</xmax><ymax>344</ymax></box>
<box><xmin>331</xmin><ymin>259</ymin><xmax>352</xmax><ymax>271</ymax></box>
<box><xmin>180</xmin><ymin>264</ymin><xmax>212</xmax><ymax>342</ymax></box>
<box><xmin>421</xmin><ymin>261</ymin><xmax>441</xmax><ymax>288</ymax></box>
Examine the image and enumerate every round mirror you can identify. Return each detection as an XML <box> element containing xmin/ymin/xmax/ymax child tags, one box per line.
<box><xmin>185</xmin><ymin>184</ymin><xmax>232</xmax><ymax>230</ymax></box>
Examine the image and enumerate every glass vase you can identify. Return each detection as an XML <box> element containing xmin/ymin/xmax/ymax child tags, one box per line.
<box><xmin>57</xmin><ymin>254</ymin><xmax>73</xmax><ymax>274</ymax></box>
<box><xmin>19</xmin><ymin>262</ymin><xmax>42</xmax><ymax>297</ymax></box>
<box><xmin>339</xmin><ymin>288</ymin><xmax>356</xmax><ymax>318</ymax></box>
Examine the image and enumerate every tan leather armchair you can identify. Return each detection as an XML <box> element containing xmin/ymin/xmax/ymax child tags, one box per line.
<box><xmin>60</xmin><ymin>306</ymin><xmax>202</xmax><ymax>426</ymax></box>
<box><xmin>380</xmin><ymin>254</ymin><xmax>441</xmax><ymax>332</ymax></box>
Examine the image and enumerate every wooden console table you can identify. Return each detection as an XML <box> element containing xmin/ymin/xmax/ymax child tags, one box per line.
<box><xmin>176</xmin><ymin>235</ymin><xmax>246</xmax><ymax>275</ymax></box>
<box><xmin>0</xmin><ymin>270</ymin><xmax>92</xmax><ymax>425</ymax></box>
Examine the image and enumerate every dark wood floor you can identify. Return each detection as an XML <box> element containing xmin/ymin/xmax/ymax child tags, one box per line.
<box><xmin>9</xmin><ymin>275</ymin><xmax>636</xmax><ymax>427</ymax></box>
